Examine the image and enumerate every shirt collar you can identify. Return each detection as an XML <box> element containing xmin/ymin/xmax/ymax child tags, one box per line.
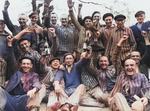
<box><xmin>115</xmin><ymin>27</ymin><xmax>125</xmax><ymax>32</ymax></box>
<box><xmin>105</xmin><ymin>24</ymin><xmax>115</xmax><ymax>29</ymax></box>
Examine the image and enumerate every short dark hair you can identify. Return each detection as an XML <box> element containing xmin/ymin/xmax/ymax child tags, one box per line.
<box><xmin>92</xmin><ymin>11</ymin><xmax>100</xmax><ymax>19</ymax></box>
<box><xmin>29</xmin><ymin>11</ymin><xmax>38</xmax><ymax>18</ymax></box>
<box><xmin>0</xmin><ymin>19</ymin><xmax>5</xmax><ymax>24</ymax></box>
<box><xmin>19</xmin><ymin>56</ymin><xmax>34</xmax><ymax>64</ymax></box>
<box><xmin>83</xmin><ymin>16</ymin><xmax>93</xmax><ymax>26</ymax></box>
<box><xmin>135</xmin><ymin>11</ymin><xmax>145</xmax><ymax>17</ymax></box>
<box><xmin>63</xmin><ymin>53</ymin><xmax>74</xmax><ymax>62</ymax></box>
<box><xmin>103</xmin><ymin>13</ymin><xmax>114</xmax><ymax>21</ymax></box>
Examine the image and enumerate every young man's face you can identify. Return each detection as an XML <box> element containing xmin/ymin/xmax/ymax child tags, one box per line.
<box><xmin>65</xmin><ymin>55</ymin><xmax>74</xmax><ymax>66</ymax></box>
<box><xmin>104</xmin><ymin>16</ymin><xmax>113</xmax><ymax>27</ymax></box>
<box><xmin>84</xmin><ymin>19</ymin><xmax>93</xmax><ymax>28</ymax></box>
<box><xmin>18</xmin><ymin>15</ymin><xmax>28</xmax><ymax>26</ymax></box>
<box><xmin>51</xmin><ymin>13</ymin><xmax>58</xmax><ymax>25</ymax></box>
<box><xmin>115</xmin><ymin>19</ymin><xmax>125</xmax><ymax>29</ymax></box>
<box><xmin>136</xmin><ymin>14</ymin><xmax>145</xmax><ymax>24</ymax></box>
<box><xmin>124</xmin><ymin>59</ymin><xmax>136</xmax><ymax>76</ymax></box>
<box><xmin>130</xmin><ymin>51</ymin><xmax>141</xmax><ymax>65</ymax></box>
<box><xmin>30</xmin><ymin>15</ymin><xmax>38</xmax><ymax>25</ymax></box>
<box><xmin>0</xmin><ymin>22</ymin><xmax>5</xmax><ymax>32</ymax></box>
<box><xmin>20</xmin><ymin>59</ymin><xmax>33</xmax><ymax>74</ymax></box>
<box><xmin>93</xmin><ymin>13</ymin><xmax>101</xmax><ymax>21</ymax></box>
<box><xmin>19</xmin><ymin>40</ymin><xmax>30</xmax><ymax>52</ymax></box>
<box><xmin>99</xmin><ymin>56</ymin><xmax>109</xmax><ymax>70</ymax></box>
<box><xmin>50</xmin><ymin>60</ymin><xmax>60</xmax><ymax>69</ymax></box>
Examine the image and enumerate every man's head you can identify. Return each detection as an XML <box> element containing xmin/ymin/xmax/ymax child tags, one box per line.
<box><xmin>103</xmin><ymin>13</ymin><xmax>114</xmax><ymax>27</ymax></box>
<box><xmin>124</xmin><ymin>59</ymin><xmax>136</xmax><ymax>76</ymax></box>
<box><xmin>92</xmin><ymin>11</ymin><xmax>101</xmax><ymax>22</ymax></box>
<box><xmin>51</xmin><ymin>12</ymin><xmax>58</xmax><ymax>25</ymax></box>
<box><xmin>135</xmin><ymin>11</ymin><xmax>145</xmax><ymax>24</ymax></box>
<box><xmin>64</xmin><ymin>53</ymin><xmax>74</xmax><ymax>66</ymax></box>
<box><xmin>130</xmin><ymin>51</ymin><xmax>141</xmax><ymax>65</ymax></box>
<box><xmin>19</xmin><ymin>57</ymin><xmax>33</xmax><ymax>74</ymax></box>
<box><xmin>0</xmin><ymin>20</ymin><xmax>5</xmax><ymax>33</ymax></box>
<box><xmin>19</xmin><ymin>38</ymin><xmax>30</xmax><ymax>52</ymax></box>
<box><xmin>18</xmin><ymin>13</ymin><xmax>28</xmax><ymax>26</ymax></box>
<box><xmin>83</xmin><ymin>16</ymin><xmax>93</xmax><ymax>28</ymax></box>
<box><xmin>114</xmin><ymin>14</ymin><xmax>126</xmax><ymax>29</ymax></box>
<box><xmin>29</xmin><ymin>12</ymin><xmax>39</xmax><ymax>25</ymax></box>
<box><xmin>98</xmin><ymin>56</ymin><xmax>109</xmax><ymax>70</ymax></box>
<box><xmin>49</xmin><ymin>58</ymin><xmax>60</xmax><ymax>70</ymax></box>
<box><xmin>60</xmin><ymin>14</ymin><xmax>69</xmax><ymax>26</ymax></box>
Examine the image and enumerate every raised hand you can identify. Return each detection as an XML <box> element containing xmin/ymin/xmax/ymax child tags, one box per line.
<box><xmin>117</xmin><ymin>34</ymin><xmax>129</xmax><ymax>46</ymax></box>
<box><xmin>4</xmin><ymin>0</ymin><xmax>10</xmax><ymax>11</ymax></box>
<box><xmin>67</xmin><ymin>0</ymin><xmax>74</xmax><ymax>9</ymax></box>
<box><xmin>78</xmin><ymin>4</ymin><xmax>83</xmax><ymax>10</ymax></box>
<box><xmin>141</xmin><ymin>31</ymin><xmax>148</xmax><ymax>37</ymax></box>
<box><xmin>48</xmin><ymin>28</ymin><xmax>56</xmax><ymax>37</ymax></box>
<box><xmin>49</xmin><ymin>5</ymin><xmax>54</xmax><ymax>13</ymax></box>
<box><xmin>7</xmin><ymin>35</ymin><xmax>14</xmax><ymax>46</ymax></box>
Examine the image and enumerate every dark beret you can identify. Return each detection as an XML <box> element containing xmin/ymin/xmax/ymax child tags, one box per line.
<box><xmin>0</xmin><ymin>19</ymin><xmax>5</xmax><ymax>24</ymax></box>
<box><xmin>49</xmin><ymin>57</ymin><xmax>60</xmax><ymax>64</ymax></box>
<box><xmin>18</xmin><ymin>38</ymin><xmax>30</xmax><ymax>45</ymax></box>
<box><xmin>114</xmin><ymin>14</ymin><xmax>126</xmax><ymax>20</ymax></box>
<box><xmin>83</xmin><ymin>16</ymin><xmax>93</xmax><ymax>26</ymax></box>
<box><xmin>19</xmin><ymin>56</ymin><xmax>34</xmax><ymax>64</ymax></box>
<box><xmin>92</xmin><ymin>11</ymin><xmax>100</xmax><ymax>19</ymax></box>
<box><xmin>135</xmin><ymin>11</ymin><xmax>145</xmax><ymax>17</ymax></box>
<box><xmin>103</xmin><ymin>13</ymin><xmax>114</xmax><ymax>21</ymax></box>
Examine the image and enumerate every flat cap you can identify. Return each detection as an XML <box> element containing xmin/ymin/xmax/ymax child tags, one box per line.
<box><xmin>19</xmin><ymin>56</ymin><xmax>34</xmax><ymax>64</ymax></box>
<box><xmin>49</xmin><ymin>57</ymin><xmax>60</xmax><ymax>64</ymax></box>
<box><xmin>114</xmin><ymin>14</ymin><xmax>126</xmax><ymax>20</ymax></box>
<box><xmin>103</xmin><ymin>13</ymin><xmax>114</xmax><ymax>21</ymax></box>
<box><xmin>135</xmin><ymin>11</ymin><xmax>145</xmax><ymax>17</ymax></box>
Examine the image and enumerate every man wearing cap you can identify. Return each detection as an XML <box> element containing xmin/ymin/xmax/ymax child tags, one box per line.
<box><xmin>105</xmin><ymin>14</ymin><xmax>136</xmax><ymax>64</ymax></box>
<box><xmin>0</xmin><ymin>56</ymin><xmax>41</xmax><ymax>111</ymax></box>
<box><xmin>40</xmin><ymin>56</ymin><xmax>67</xmax><ymax>108</ymax></box>
<box><xmin>99</xmin><ymin>13</ymin><xmax>115</xmax><ymax>48</ymax></box>
<box><xmin>130</xmin><ymin>11</ymin><xmax>146</xmax><ymax>57</ymax></box>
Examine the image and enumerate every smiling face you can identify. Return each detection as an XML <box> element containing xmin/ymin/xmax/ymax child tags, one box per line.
<box><xmin>115</xmin><ymin>19</ymin><xmax>125</xmax><ymax>29</ymax></box>
<box><xmin>84</xmin><ymin>19</ymin><xmax>93</xmax><ymax>28</ymax></box>
<box><xmin>65</xmin><ymin>55</ymin><xmax>74</xmax><ymax>67</ymax></box>
<box><xmin>104</xmin><ymin>16</ymin><xmax>113</xmax><ymax>27</ymax></box>
<box><xmin>50</xmin><ymin>60</ymin><xmax>60</xmax><ymax>70</ymax></box>
<box><xmin>93</xmin><ymin>13</ymin><xmax>101</xmax><ymax>21</ymax></box>
<box><xmin>136</xmin><ymin>14</ymin><xmax>145</xmax><ymax>24</ymax></box>
<box><xmin>30</xmin><ymin>14</ymin><xmax>38</xmax><ymax>25</ymax></box>
<box><xmin>130</xmin><ymin>51</ymin><xmax>141</xmax><ymax>65</ymax></box>
<box><xmin>18</xmin><ymin>14</ymin><xmax>28</xmax><ymax>26</ymax></box>
<box><xmin>124</xmin><ymin>59</ymin><xmax>136</xmax><ymax>76</ymax></box>
<box><xmin>0</xmin><ymin>22</ymin><xmax>5</xmax><ymax>33</ymax></box>
<box><xmin>99</xmin><ymin>56</ymin><xmax>109</xmax><ymax>70</ymax></box>
<box><xmin>19</xmin><ymin>40</ymin><xmax>30</xmax><ymax>52</ymax></box>
<box><xmin>60</xmin><ymin>14</ymin><xmax>68</xmax><ymax>26</ymax></box>
<box><xmin>51</xmin><ymin>13</ymin><xmax>58</xmax><ymax>25</ymax></box>
<box><xmin>20</xmin><ymin>59</ymin><xmax>33</xmax><ymax>74</ymax></box>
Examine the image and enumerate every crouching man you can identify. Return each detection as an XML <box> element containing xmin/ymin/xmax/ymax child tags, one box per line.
<box><xmin>0</xmin><ymin>56</ymin><xmax>41</xmax><ymax>111</ymax></box>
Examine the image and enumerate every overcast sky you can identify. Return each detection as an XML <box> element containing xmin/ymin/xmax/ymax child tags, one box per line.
<box><xmin>0</xmin><ymin>0</ymin><xmax>150</xmax><ymax>33</ymax></box>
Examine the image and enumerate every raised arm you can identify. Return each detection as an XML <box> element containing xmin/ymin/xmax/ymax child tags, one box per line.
<box><xmin>78</xmin><ymin>4</ymin><xmax>84</xmax><ymax>26</ymax></box>
<box><xmin>3</xmin><ymin>0</ymin><xmax>15</xmax><ymax>33</ymax></box>
<box><xmin>112</xmin><ymin>35</ymin><xmax>129</xmax><ymax>76</ymax></box>
<box><xmin>68</xmin><ymin>0</ymin><xmax>82</xmax><ymax>31</ymax></box>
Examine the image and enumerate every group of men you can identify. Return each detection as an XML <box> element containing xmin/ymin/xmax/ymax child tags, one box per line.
<box><xmin>0</xmin><ymin>0</ymin><xmax>150</xmax><ymax>111</ymax></box>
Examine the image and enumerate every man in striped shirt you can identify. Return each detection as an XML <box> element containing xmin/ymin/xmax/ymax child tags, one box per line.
<box><xmin>105</xmin><ymin>14</ymin><xmax>136</xmax><ymax>65</ymax></box>
<box><xmin>109</xmin><ymin>35</ymin><xmax>150</xmax><ymax>111</ymax></box>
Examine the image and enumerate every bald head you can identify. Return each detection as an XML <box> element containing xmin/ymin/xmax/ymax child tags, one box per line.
<box><xmin>124</xmin><ymin>59</ymin><xmax>136</xmax><ymax>76</ymax></box>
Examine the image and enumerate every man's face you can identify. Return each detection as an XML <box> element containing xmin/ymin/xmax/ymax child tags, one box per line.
<box><xmin>50</xmin><ymin>60</ymin><xmax>60</xmax><ymax>69</ymax></box>
<box><xmin>65</xmin><ymin>55</ymin><xmax>74</xmax><ymax>66</ymax></box>
<box><xmin>51</xmin><ymin>13</ymin><xmax>57</xmax><ymax>25</ymax></box>
<box><xmin>99</xmin><ymin>56</ymin><xmax>109</xmax><ymax>70</ymax></box>
<box><xmin>60</xmin><ymin>15</ymin><xmax>68</xmax><ymax>26</ymax></box>
<box><xmin>30</xmin><ymin>15</ymin><xmax>38</xmax><ymax>25</ymax></box>
<box><xmin>20</xmin><ymin>59</ymin><xmax>33</xmax><ymax>74</ymax></box>
<box><xmin>84</xmin><ymin>19</ymin><xmax>93</xmax><ymax>28</ymax></box>
<box><xmin>18</xmin><ymin>15</ymin><xmax>28</xmax><ymax>26</ymax></box>
<box><xmin>104</xmin><ymin>16</ymin><xmax>113</xmax><ymax>27</ymax></box>
<box><xmin>115</xmin><ymin>19</ymin><xmax>125</xmax><ymax>29</ymax></box>
<box><xmin>124</xmin><ymin>59</ymin><xmax>136</xmax><ymax>76</ymax></box>
<box><xmin>0</xmin><ymin>22</ymin><xmax>5</xmax><ymax>32</ymax></box>
<box><xmin>130</xmin><ymin>51</ymin><xmax>141</xmax><ymax>64</ymax></box>
<box><xmin>93</xmin><ymin>13</ymin><xmax>101</xmax><ymax>21</ymax></box>
<box><xmin>19</xmin><ymin>40</ymin><xmax>30</xmax><ymax>52</ymax></box>
<box><xmin>136</xmin><ymin>14</ymin><xmax>145</xmax><ymax>24</ymax></box>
